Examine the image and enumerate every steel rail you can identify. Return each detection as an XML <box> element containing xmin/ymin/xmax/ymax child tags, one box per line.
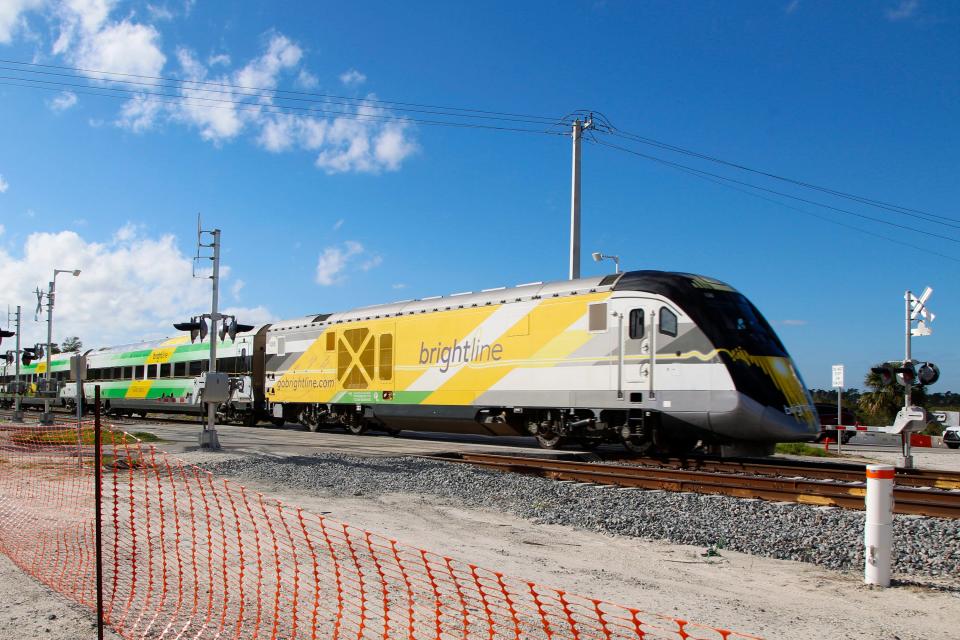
<box><xmin>602</xmin><ymin>454</ymin><xmax>960</xmax><ymax>490</ymax></box>
<box><xmin>431</xmin><ymin>452</ymin><xmax>960</xmax><ymax>519</ymax></box>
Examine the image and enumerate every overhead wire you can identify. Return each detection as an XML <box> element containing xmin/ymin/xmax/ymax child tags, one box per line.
<box><xmin>0</xmin><ymin>58</ymin><xmax>565</xmax><ymax>126</ymax></box>
<box><xmin>0</xmin><ymin>75</ymin><xmax>567</xmax><ymax>135</ymax></box>
<box><xmin>1</xmin><ymin>58</ymin><xmax>954</xmax><ymax>259</ymax></box>
<box><xmin>604</xmin><ymin>128</ymin><xmax>960</xmax><ymax>225</ymax></box>
<box><xmin>589</xmin><ymin>138</ymin><xmax>960</xmax><ymax>245</ymax></box>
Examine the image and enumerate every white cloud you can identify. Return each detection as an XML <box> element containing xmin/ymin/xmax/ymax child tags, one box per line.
<box><xmin>3</xmin><ymin>5</ymin><xmax>417</xmax><ymax>175</ymax></box>
<box><xmin>779</xmin><ymin>319</ymin><xmax>809</xmax><ymax>326</ymax></box>
<box><xmin>221</xmin><ymin>305</ymin><xmax>275</xmax><ymax>326</ymax></box>
<box><xmin>48</xmin><ymin>90</ymin><xmax>78</xmax><ymax>112</ymax></box>
<box><xmin>207</xmin><ymin>53</ymin><xmax>230</xmax><ymax>66</ymax></box>
<box><xmin>360</xmin><ymin>255</ymin><xmax>382</xmax><ymax>271</ymax></box>
<box><xmin>886</xmin><ymin>0</ymin><xmax>919</xmax><ymax>21</ymax></box>
<box><xmin>315</xmin><ymin>240</ymin><xmax>381</xmax><ymax>286</ymax></box>
<box><xmin>785</xmin><ymin>0</ymin><xmax>800</xmax><ymax>14</ymax></box>
<box><xmin>332</xmin><ymin>218</ymin><xmax>344</xmax><ymax>231</ymax></box>
<box><xmin>296</xmin><ymin>68</ymin><xmax>319</xmax><ymax>89</ymax></box>
<box><xmin>117</xmin><ymin>92</ymin><xmax>164</xmax><ymax>132</ymax></box>
<box><xmin>74</xmin><ymin>20</ymin><xmax>166</xmax><ymax>79</ymax></box>
<box><xmin>146</xmin><ymin>3</ymin><xmax>174</xmax><ymax>21</ymax></box>
<box><xmin>0</xmin><ymin>174</ymin><xmax>8</xmax><ymax>193</ymax></box>
<box><xmin>0</xmin><ymin>227</ymin><xmax>273</xmax><ymax>348</ymax></box>
<box><xmin>391</xmin><ymin>283</ymin><xmax>406</xmax><ymax>290</ymax></box>
<box><xmin>339</xmin><ymin>69</ymin><xmax>366</xmax><ymax>87</ymax></box>
<box><xmin>0</xmin><ymin>0</ymin><xmax>43</xmax><ymax>44</ymax></box>
<box><xmin>230</xmin><ymin>278</ymin><xmax>245</xmax><ymax>300</ymax></box>
<box><xmin>0</xmin><ymin>224</ymin><xmax>5</xmax><ymax>236</ymax></box>
<box><xmin>313</xmin><ymin>101</ymin><xmax>417</xmax><ymax>174</ymax></box>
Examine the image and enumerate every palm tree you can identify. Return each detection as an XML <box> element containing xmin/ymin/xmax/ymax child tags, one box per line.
<box><xmin>858</xmin><ymin>364</ymin><xmax>927</xmax><ymax>424</ymax></box>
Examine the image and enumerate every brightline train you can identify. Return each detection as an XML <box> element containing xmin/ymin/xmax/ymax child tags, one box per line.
<box><xmin>0</xmin><ymin>270</ymin><xmax>819</xmax><ymax>455</ymax></box>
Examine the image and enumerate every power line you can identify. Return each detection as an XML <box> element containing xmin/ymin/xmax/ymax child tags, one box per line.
<box><xmin>603</xmin><ymin>128</ymin><xmax>960</xmax><ymax>225</ymax></box>
<box><xmin>0</xmin><ymin>76</ymin><xmax>567</xmax><ymax>136</ymax></box>
<box><xmin>648</xmin><ymin>152</ymin><xmax>960</xmax><ymax>264</ymax></box>
<box><xmin>0</xmin><ymin>58</ymin><xmax>565</xmax><ymax>126</ymax></box>
<box><xmin>590</xmin><ymin>138</ymin><xmax>960</xmax><ymax>246</ymax></box>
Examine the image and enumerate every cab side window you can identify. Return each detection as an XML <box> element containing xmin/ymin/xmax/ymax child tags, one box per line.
<box><xmin>628</xmin><ymin>309</ymin><xmax>645</xmax><ymax>339</ymax></box>
<box><xmin>659</xmin><ymin>308</ymin><xmax>678</xmax><ymax>337</ymax></box>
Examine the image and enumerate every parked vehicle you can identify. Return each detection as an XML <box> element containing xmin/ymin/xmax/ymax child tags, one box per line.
<box><xmin>944</xmin><ymin>424</ymin><xmax>960</xmax><ymax>450</ymax></box>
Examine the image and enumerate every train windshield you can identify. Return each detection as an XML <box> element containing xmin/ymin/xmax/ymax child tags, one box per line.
<box><xmin>696</xmin><ymin>291</ymin><xmax>787</xmax><ymax>356</ymax></box>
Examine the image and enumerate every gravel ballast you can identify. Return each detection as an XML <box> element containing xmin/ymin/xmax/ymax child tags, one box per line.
<box><xmin>199</xmin><ymin>453</ymin><xmax>960</xmax><ymax>580</ymax></box>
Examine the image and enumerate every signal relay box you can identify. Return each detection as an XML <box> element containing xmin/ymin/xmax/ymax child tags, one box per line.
<box><xmin>198</xmin><ymin>372</ymin><xmax>231</xmax><ymax>403</ymax></box>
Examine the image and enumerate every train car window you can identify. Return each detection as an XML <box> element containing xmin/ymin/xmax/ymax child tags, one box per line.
<box><xmin>588</xmin><ymin>303</ymin><xmax>608</xmax><ymax>332</ymax></box>
<box><xmin>160</xmin><ymin>363</ymin><xmax>171</xmax><ymax>378</ymax></box>
<box><xmin>629</xmin><ymin>309</ymin><xmax>645</xmax><ymax>339</ymax></box>
<box><xmin>125</xmin><ymin>367</ymin><xmax>133</xmax><ymax>380</ymax></box>
<box><xmin>174</xmin><ymin>362</ymin><xmax>185</xmax><ymax>377</ymax></box>
<box><xmin>277</xmin><ymin>337</ymin><xmax>286</xmax><ymax>357</ymax></box>
<box><xmin>659</xmin><ymin>308</ymin><xmax>678</xmax><ymax>337</ymax></box>
<box><xmin>135</xmin><ymin>365</ymin><xmax>145</xmax><ymax>379</ymax></box>
<box><xmin>326</xmin><ymin>331</ymin><xmax>335</xmax><ymax>350</ymax></box>
<box><xmin>379</xmin><ymin>334</ymin><xmax>393</xmax><ymax>381</ymax></box>
<box><xmin>189</xmin><ymin>361</ymin><xmax>202</xmax><ymax>376</ymax></box>
<box><xmin>147</xmin><ymin>364</ymin><xmax>158</xmax><ymax>379</ymax></box>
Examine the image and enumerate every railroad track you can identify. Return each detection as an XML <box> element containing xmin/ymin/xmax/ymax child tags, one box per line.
<box><xmin>602</xmin><ymin>453</ymin><xmax>960</xmax><ymax>490</ymax></box>
<box><xmin>429</xmin><ymin>452</ymin><xmax>960</xmax><ymax>519</ymax></box>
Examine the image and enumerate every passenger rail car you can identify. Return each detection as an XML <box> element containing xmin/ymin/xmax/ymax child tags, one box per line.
<box><xmin>1</xmin><ymin>270</ymin><xmax>818</xmax><ymax>455</ymax></box>
<box><xmin>1</xmin><ymin>333</ymin><xmax>262</xmax><ymax>421</ymax></box>
<box><xmin>264</xmin><ymin>271</ymin><xmax>818</xmax><ymax>455</ymax></box>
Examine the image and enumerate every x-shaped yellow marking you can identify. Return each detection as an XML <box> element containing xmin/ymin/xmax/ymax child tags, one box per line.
<box><xmin>338</xmin><ymin>331</ymin><xmax>375</xmax><ymax>386</ymax></box>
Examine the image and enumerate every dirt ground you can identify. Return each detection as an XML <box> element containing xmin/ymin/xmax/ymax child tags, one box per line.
<box><xmin>203</xmin><ymin>470</ymin><xmax>959</xmax><ymax>640</ymax></box>
<box><xmin>1</xmin><ymin>442</ymin><xmax>958</xmax><ymax>639</ymax></box>
<box><xmin>0</xmin><ymin>553</ymin><xmax>120</xmax><ymax>640</ymax></box>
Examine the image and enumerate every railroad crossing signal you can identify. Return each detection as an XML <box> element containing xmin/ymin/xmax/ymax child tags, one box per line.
<box><xmin>174</xmin><ymin>314</ymin><xmax>253</xmax><ymax>343</ymax></box>
<box><xmin>908</xmin><ymin>287</ymin><xmax>935</xmax><ymax>336</ymax></box>
<box><xmin>217</xmin><ymin>316</ymin><xmax>254</xmax><ymax>342</ymax></box>
<box><xmin>0</xmin><ymin>329</ymin><xmax>13</xmax><ymax>346</ymax></box>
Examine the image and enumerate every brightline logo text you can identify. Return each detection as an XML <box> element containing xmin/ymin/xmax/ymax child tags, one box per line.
<box><xmin>419</xmin><ymin>339</ymin><xmax>504</xmax><ymax>372</ymax></box>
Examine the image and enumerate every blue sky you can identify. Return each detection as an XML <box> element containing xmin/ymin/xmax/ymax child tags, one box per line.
<box><xmin>0</xmin><ymin>0</ymin><xmax>957</xmax><ymax>391</ymax></box>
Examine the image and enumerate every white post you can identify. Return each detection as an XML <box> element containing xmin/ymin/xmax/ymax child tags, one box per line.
<box><xmin>864</xmin><ymin>464</ymin><xmax>894</xmax><ymax>587</ymax></box>
<box><xmin>41</xmin><ymin>279</ymin><xmax>54</xmax><ymax>425</ymax></box>
<box><xmin>837</xmin><ymin>385</ymin><xmax>843</xmax><ymax>455</ymax></box>
<box><xmin>901</xmin><ymin>291</ymin><xmax>913</xmax><ymax>469</ymax></box>
<box><xmin>569</xmin><ymin>119</ymin><xmax>583</xmax><ymax>280</ymax></box>
<box><xmin>13</xmin><ymin>306</ymin><xmax>23</xmax><ymax>422</ymax></box>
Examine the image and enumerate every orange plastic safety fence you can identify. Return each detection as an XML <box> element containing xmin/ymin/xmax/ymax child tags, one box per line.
<box><xmin>0</xmin><ymin>420</ymin><xmax>762</xmax><ymax>640</ymax></box>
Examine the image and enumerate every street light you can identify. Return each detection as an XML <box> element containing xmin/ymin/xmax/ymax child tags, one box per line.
<box><xmin>592</xmin><ymin>251</ymin><xmax>620</xmax><ymax>274</ymax></box>
<box><xmin>37</xmin><ymin>268</ymin><xmax>80</xmax><ymax>424</ymax></box>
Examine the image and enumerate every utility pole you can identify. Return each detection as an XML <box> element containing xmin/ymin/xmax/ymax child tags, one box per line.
<box><xmin>7</xmin><ymin>306</ymin><xmax>23</xmax><ymax>422</ymax></box>
<box><xmin>14</xmin><ymin>306</ymin><xmax>22</xmax><ymax>422</ymax></box>
<box><xmin>902</xmin><ymin>290</ymin><xmax>914</xmax><ymax>468</ymax></box>
<box><xmin>569</xmin><ymin>116</ymin><xmax>594</xmax><ymax>280</ymax></box>
<box><xmin>37</xmin><ymin>269</ymin><xmax>80</xmax><ymax>425</ymax></box>
<box><xmin>201</xmin><ymin>227</ymin><xmax>222</xmax><ymax>450</ymax></box>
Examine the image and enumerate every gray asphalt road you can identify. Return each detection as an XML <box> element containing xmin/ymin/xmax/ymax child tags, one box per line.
<box><xmin>124</xmin><ymin>419</ymin><xmax>593</xmax><ymax>458</ymax></box>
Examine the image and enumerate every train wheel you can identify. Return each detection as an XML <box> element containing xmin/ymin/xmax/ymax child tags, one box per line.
<box><xmin>622</xmin><ymin>436</ymin><xmax>655</xmax><ymax>455</ymax></box>
<box><xmin>346</xmin><ymin>421</ymin><xmax>369</xmax><ymax>436</ymax></box>
<box><xmin>535</xmin><ymin>433</ymin><xmax>565</xmax><ymax>449</ymax></box>
<box><xmin>243</xmin><ymin>412</ymin><xmax>257</xmax><ymax>428</ymax></box>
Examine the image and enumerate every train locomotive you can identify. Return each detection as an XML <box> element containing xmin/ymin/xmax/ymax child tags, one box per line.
<box><xmin>0</xmin><ymin>270</ymin><xmax>819</xmax><ymax>456</ymax></box>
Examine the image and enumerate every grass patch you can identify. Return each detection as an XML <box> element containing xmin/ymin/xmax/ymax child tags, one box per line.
<box><xmin>10</xmin><ymin>428</ymin><xmax>162</xmax><ymax>446</ymax></box>
<box><xmin>775</xmin><ymin>442</ymin><xmax>838</xmax><ymax>457</ymax></box>
<box><xmin>129</xmin><ymin>431</ymin><xmax>162</xmax><ymax>443</ymax></box>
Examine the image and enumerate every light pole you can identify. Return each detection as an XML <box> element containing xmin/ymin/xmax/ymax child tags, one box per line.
<box><xmin>591</xmin><ymin>251</ymin><xmax>620</xmax><ymax>274</ymax></box>
<box><xmin>38</xmin><ymin>268</ymin><xmax>80</xmax><ymax>425</ymax></box>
